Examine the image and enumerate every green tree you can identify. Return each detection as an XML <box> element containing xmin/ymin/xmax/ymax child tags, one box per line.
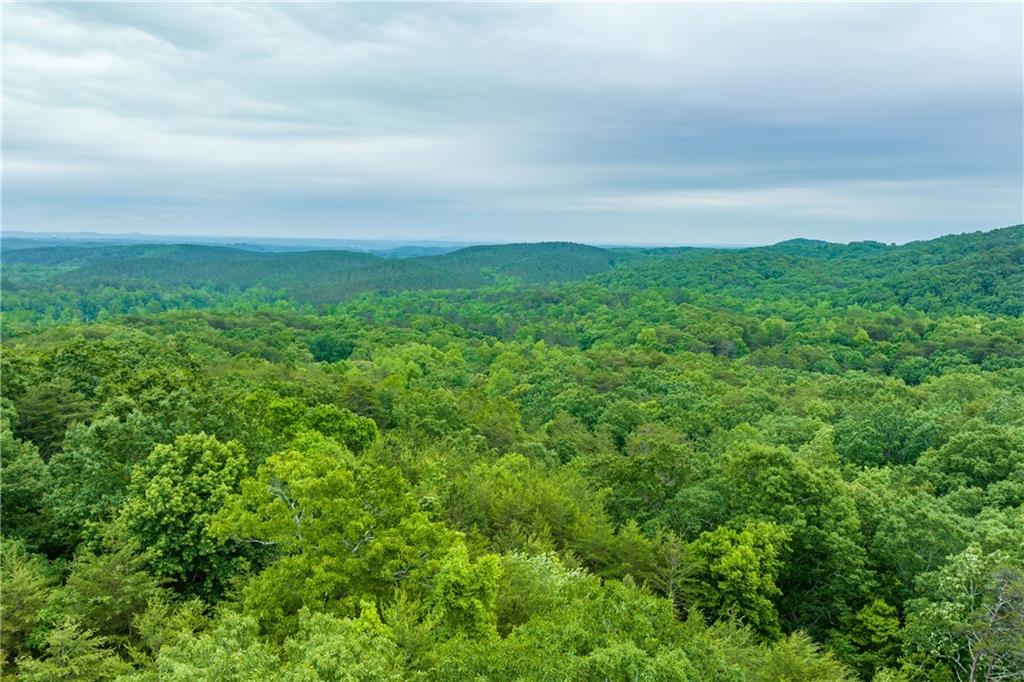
<box><xmin>142</xmin><ymin>612</ymin><xmax>278</xmax><ymax>681</ymax></box>
<box><xmin>118</xmin><ymin>433</ymin><xmax>250</xmax><ymax>598</ymax></box>
<box><xmin>307</xmin><ymin>330</ymin><xmax>355</xmax><ymax>363</ymax></box>
<box><xmin>57</xmin><ymin>536</ymin><xmax>169</xmax><ymax>648</ymax></box>
<box><xmin>0</xmin><ymin>418</ymin><xmax>54</xmax><ymax>553</ymax></box>
<box><xmin>829</xmin><ymin>599</ymin><xmax>903</xmax><ymax>679</ymax></box>
<box><xmin>752</xmin><ymin>631</ymin><xmax>856</xmax><ymax>682</ymax></box>
<box><xmin>690</xmin><ymin>521</ymin><xmax>789</xmax><ymax>640</ymax></box>
<box><xmin>13</xmin><ymin>379</ymin><xmax>92</xmax><ymax>459</ymax></box>
<box><xmin>904</xmin><ymin>545</ymin><xmax>1024</xmax><ymax>682</ymax></box>
<box><xmin>305</xmin><ymin>403</ymin><xmax>379</xmax><ymax>454</ymax></box>
<box><xmin>717</xmin><ymin>441</ymin><xmax>870</xmax><ymax>635</ymax></box>
<box><xmin>0</xmin><ymin>539</ymin><xmax>55</xmax><ymax>671</ymax></box>
<box><xmin>213</xmin><ymin>432</ymin><xmax>456</xmax><ymax>636</ymax></box>
<box><xmin>426</xmin><ymin>545</ymin><xmax>501</xmax><ymax>640</ymax></box>
<box><xmin>16</xmin><ymin>618</ymin><xmax>132</xmax><ymax>682</ymax></box>
<box><xmin>47</xmin><ymin>411</ymin><xmax>170</xmax><ymax>551</ymax></box>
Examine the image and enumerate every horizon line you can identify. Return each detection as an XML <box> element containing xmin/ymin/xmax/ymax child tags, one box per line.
<box><xmin>3</xmin><ymin>224</ymin><xmax>1019</xmax><ymax>251</ymax></box>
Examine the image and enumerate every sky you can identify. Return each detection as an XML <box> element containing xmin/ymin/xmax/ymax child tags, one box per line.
<box><xmin>3</xmin><ymin>2</ymin><xmax>1022</xmax><ymax>245</ymax></box>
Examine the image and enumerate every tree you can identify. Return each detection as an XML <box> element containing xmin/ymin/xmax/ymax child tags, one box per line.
<box><xmin>597</xmin><ymin>399</ymin><xmax>646</xmax><ymax>451</ymax></box>
<box><xmin>144</xmin><ymin>607</ymin><xmax>405</xmax><ymax>681</ymax></box>
<box><xmin>0</xmin><ymin>418</ymin><xmax>54</xmax><ymax>553</ymax></box>
<box><xmin>426</xmin><ymin>545</ymin><xmax>500</xmax><ymax>640</ymax></box>
<box><xmin>444</xmin><ymin>453</ymin><xmax>616</xmax><ymax>562</ymax></box>
<box><xmin>57</xmin><ymin>536</ymin><xmax>169</xmax><ymax>648</ymax></box>
<box><xmin>829</xmin><ymin>599</ymin><xmax>903</xmax><ymax>679</ymax></box>
<box><xmin>15</xmin><ymin>618</ymin><xmax>132</xmax><ymax>682</ymax></box>
<box><xmin>307</xmin><ymin>330</ymin><xmax>355</xmax><ymax>363</ymax></box>
<box><xmin>905</xmin><ymin>545</ymin><xmax>1024</xmax><ymax>682</ymax></box>
<box><xmin>13</xmin><ymin>379</ymin><xmax>92</xmax><ymax>459</ymax></box>
<box><xmin>281</xmin><ymin>607</ymin><xmax>405</xmax><ymax>681</ymax></box>
<box><xmin>752</xmin><ymin>631</ymin><xmax>856</xmax><ymax>682</ymax></box>
<box><xmin>46</xmin><ymin>411</ymin><xmax>170</xmax><ymax>551</ymax></box>
<box><xmin>690</xmin><ymin>521</ymin><xmax>789</xmax><ymax>640</ymax></box>
<box><xmin>716</xmin><ymin>441</ymin><xmax>870</xmax><ymax>635</ymax></box>
<box><xmin>142</xmin><ymin>612</ymin><xmax>278</xmax><ymax>682</ymax></box>
<box><xmin>494</xmin><ymin>552</ymin><xmax>584</xmax><ymax>636</ymax></box>
<box><xmin>118</xmin><ymin>433</ymin><xmax>250</xmax><ymax>599</ymax></box>
<box><xmin>918</xmin><ymin>423</ymin><xmax>1024</xmax><ymax>498</ymax></box>
<box><xmin>305</xmin><ymin>403</ymin><xmax>379</xmax><ymax>454</ymax></box>
<box><xmin>0</xmin><ymin>539</ymin><xmax>54</xmax><ymax>671</ymax></box>
<box><xmin>212</xmin><ymin>432</ymin><xmax>456</xmax><ymax>636</ymax></box>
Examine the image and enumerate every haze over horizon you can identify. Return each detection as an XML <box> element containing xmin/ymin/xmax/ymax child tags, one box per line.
<box><xmin>3</xmin><ymin>3</ymin><xmax>1022</xmax><ymax>244</ymax></box>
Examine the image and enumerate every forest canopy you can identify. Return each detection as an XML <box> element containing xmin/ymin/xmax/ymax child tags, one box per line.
<box><xmin>1</xmin><ymin>225</ymin><xmax>1022</xmax><ymax>681</ymax></box>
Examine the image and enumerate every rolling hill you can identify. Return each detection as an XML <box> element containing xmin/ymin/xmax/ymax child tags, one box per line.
<box><xmin>2</xmin><ymin>241</ymin><xmax>624</xmax><ymax>306</ymax></box>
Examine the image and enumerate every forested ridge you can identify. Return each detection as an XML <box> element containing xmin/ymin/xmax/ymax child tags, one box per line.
<box><xmin>1</xmin><ymin>225</ymin><xmax>1022</xmax><ymax>680</ymax></box>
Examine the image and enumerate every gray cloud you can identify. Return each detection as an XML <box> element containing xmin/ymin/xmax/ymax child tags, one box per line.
<box><xmin>3</xmin><ymin>2</ymin><xmax>1021</xmax><ymax>244</ymax></box>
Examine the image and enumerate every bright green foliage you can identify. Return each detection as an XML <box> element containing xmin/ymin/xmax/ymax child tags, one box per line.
<box><xmin>445</xmin><ymin>452</ymin><xmax>616</xmax><ymax>562</ymax></box>
<box><xmin>752</xmin><ymin>631</ymin><xmax>856</xmax><ymax>682</ymax></box>
<box><xmin>3</xmin><ymin>227</ymin><xmax>1023</xmax><ymax>681</ymax></box>
<box><xmin>392</xmin><ymin>387</ymin><xmax>467</xmax><ymax>440</ymax></box>
<box><xmin>494</xmin><ymin>552</ymin><xmax>585</xmax><ymax>635</ymax></box>
<box><xmin>0</xmin><ymin>539</ymin><xmax>55</xmax><ymax>670</ymax></box>
<box><xmin>426</xmin><ymin>545</ymin><xmax>501</xmax><ymax>640</ymax></box>
<box><xmin>918</xmin><ymin>423</ymin><xmax>1024</xmax><ymax>499</ymax></box>
<box><xmin>118</xmin><ymin>433</ymin><xmax>250</xmax><ymax>598</ymax></box>
<box><xmin>212</xmin><ymin>432</ymin><xmax>456</xmax><ymax>635</ymax></box>
<box><xmin>280</xmin><ymin>606</ymin><xmax>405</xmax><ymax>681</ymax></box>
<box><xmin>690</xmin><ymin>521</ymin><xmax>789</xmax><ymax>640</ymax></box>
<box><xmin>835</xmin><ymin>399</ymin><xmax>933</xmax><ymax>466</ymax></box>
<box><xmin>16</xmin><ymin>618</ymin><xmax>132</xmax><ymax>681</ymax></box>
<box><xmin>465</xmin><ymin>395</ymin><xmax>524</xmax><ymax>452</ymax></box>
<box><xmin>304</xmin><ymin>404</ymin><xmax>379</xmax><ymax>453</ymax></box>
<box><xmin>139</xmin><ymin>607</ymin><xmax>406</xmax><ymax>681</ymax></box>
<box><xmin>0</xmin><ymin>418</ymin><xmax>53</xmax><ymax>553</ymax></box>
<box><xmin>432</xmin><ymin>580</ymin><xmax>711</xmax><ymax>680</ymax></box>
<box><xmin>141</xmin><ymin>612</ymin><xmax>278</xmax><ymax>681</ymax></box>
<box><xmin>129</xmin><ymin>597</ymin><xmax>209</xmax><ymax>666</ymax></box>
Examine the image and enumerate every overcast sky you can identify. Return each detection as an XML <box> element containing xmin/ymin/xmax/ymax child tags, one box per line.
<box><xmin>3</xmin><ymin>2</ymin><xmax>1022</xmax><ymax>244</ymax></box>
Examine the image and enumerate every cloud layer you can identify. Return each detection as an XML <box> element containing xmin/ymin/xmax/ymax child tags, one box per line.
<box><xmin>3</xmin><ymin>2</ymin><xmax>1021</xmax><ymax>243</ymax></box>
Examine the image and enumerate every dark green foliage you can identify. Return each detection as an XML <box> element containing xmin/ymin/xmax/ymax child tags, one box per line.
<box><xmin>56</xmin><ymin>537</ymin><xmax>169</xmax><ymax>648</ymax></box>
<box><xmin>306</xmin><ymin>330</ymin><xmax>355</xmax><ymax>362</ymax></box>
<box><xmin>12</xmin><ymin>380</ymin><xmax>92</xmax><ymax>459</ymax></box>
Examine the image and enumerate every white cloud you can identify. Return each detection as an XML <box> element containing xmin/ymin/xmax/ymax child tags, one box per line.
<box><xmin>2</xmin><ymin>2</ymin><xmax>1020</xmax><ymax>241</ymax></box>
<box><xmin>572</xmin><ymin>179</ymin><xmax>1019</xmax><ymax>222</ymax></box>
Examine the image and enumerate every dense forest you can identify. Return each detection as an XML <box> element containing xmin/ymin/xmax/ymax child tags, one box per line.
<box><xmin>1</xmin><ymin>225</ymin><xmax>1022</xmax><ymax>681</ymax></box>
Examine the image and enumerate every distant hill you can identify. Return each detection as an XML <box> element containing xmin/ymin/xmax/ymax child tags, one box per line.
<box><xmin>1</xmin><ymin>231</ymin><xmax>484</xmax><ymax>254</ymax></box>
<box><xmin>602</xmin><ymin>225</ymin><xmax>1023</xmax><ymax>315</ymax></box>
<box><xmin>3</xmin><ymin>241</ymin><xmax>623</xmax><ymax>305</ymax></box>
<box><xmin>3</xmin><ymin>226</ymin><xmax>1019</xmax><ymax>313</ymax></box>
<box><xmin>767</xmin><ymin>238</ymin><xmax>889</xmax><ymax>259</ymax></box>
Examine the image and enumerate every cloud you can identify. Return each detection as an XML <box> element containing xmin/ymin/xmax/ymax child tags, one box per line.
<box><xmin>2</xmin><ymin>2</ymin><xmax>1021</xmax><ymax>243</ymax></box>
<box><xmin>572</xmin><ymin>179</ymin><xmax>1017</xmax><ymax>221</ymax></box>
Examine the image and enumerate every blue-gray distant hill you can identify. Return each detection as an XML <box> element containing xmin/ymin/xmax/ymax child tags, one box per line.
<box><xmin>3</xmin><ymin>226</ymin><xmax>1020</xmax><ymax>314</ymax></box>
<box><xmin>3</xmin><ymin>241</ymin><xmax>623</xmax><ymax>305</ymax></box>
